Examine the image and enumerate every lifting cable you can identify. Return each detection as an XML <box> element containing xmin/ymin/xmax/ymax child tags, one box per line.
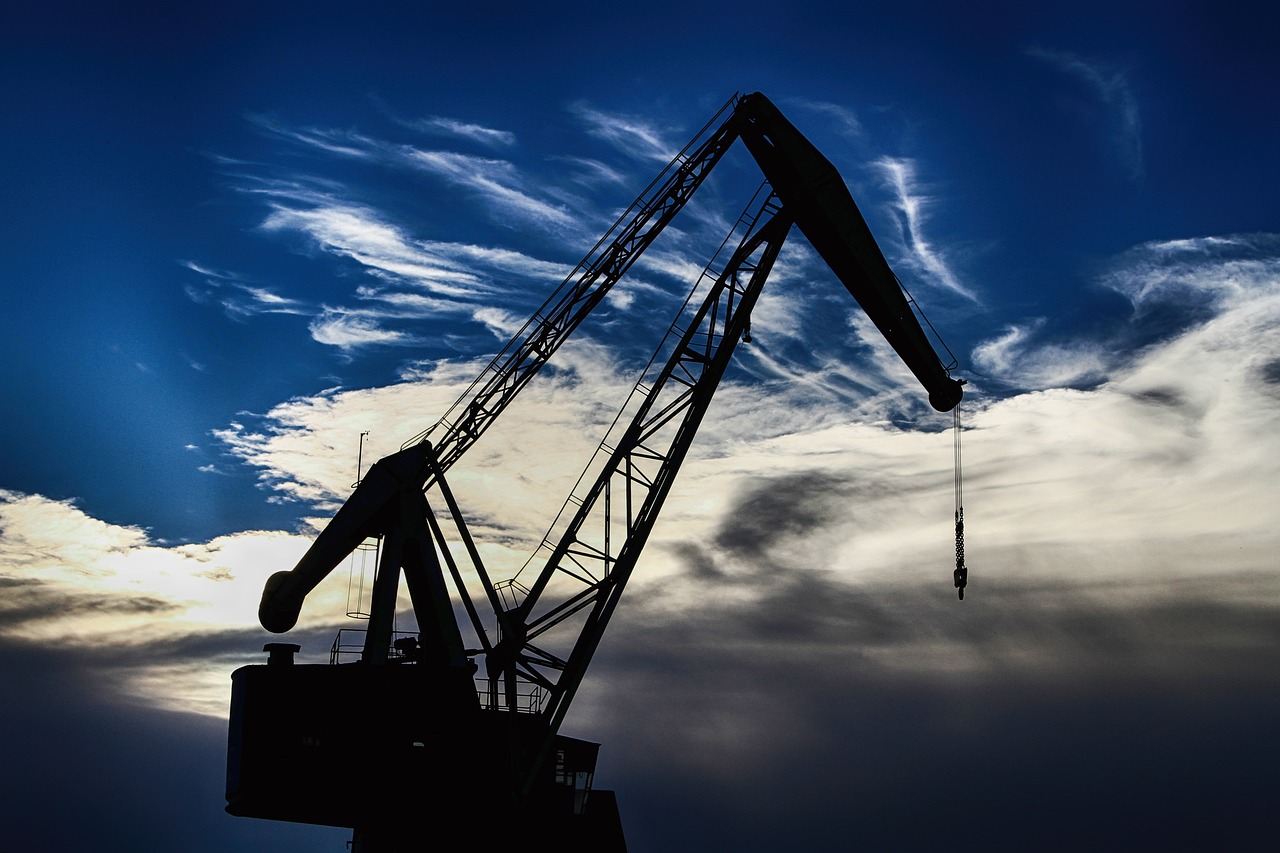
<box><xmin>952</xmin><ymin>405</ymin><xmax>968</xmax><ymax>600</ymax></box>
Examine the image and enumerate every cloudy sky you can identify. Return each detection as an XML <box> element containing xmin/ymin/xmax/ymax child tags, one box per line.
<box><xmin>3</xmin><ymin>2</ymin><xmax>1278</xmax><ymax>850</ymax></box>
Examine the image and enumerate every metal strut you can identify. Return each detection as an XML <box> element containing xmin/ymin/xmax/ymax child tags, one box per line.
<box><xmin>506</xmin><ymin>200</ymin><xmax>795</xmax><ymax>799</ymax></box>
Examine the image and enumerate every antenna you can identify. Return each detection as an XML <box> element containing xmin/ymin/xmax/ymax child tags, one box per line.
<box><xmin>352</xmin><ymin>431</ymin><xmax>370</xmax><ymax>488</ymax></box>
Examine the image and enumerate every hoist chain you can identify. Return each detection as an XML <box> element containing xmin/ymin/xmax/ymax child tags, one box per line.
<box><xmin>953</xmin><ymin>405</ymin><xmax>968</xmax><ymax>600</ymax></box>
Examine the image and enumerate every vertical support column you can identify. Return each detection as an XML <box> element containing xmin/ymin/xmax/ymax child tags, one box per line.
<box><xmin>362</xmin><ymin>530</ymin><xmax>403</xmax><ymax>663</ymax></box>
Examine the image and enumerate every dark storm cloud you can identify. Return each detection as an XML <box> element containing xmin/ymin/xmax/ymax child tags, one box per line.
<box><xmin>576</xmin><ymin>404</ymin><xmax>1280</xmax><ymax>849</ymax></box>
<box><xmin>713</xmin><ymin>470</ymin><xmax>897</xmax><ymax>562</ymax></box>
<box><xmin>0</xmin><ymin>575</ymin><xmax>180</xmax><ymax>629</ymax></box>
<box><xmin>621</xmin><ymin>561</ymin><xmax>1280</xmax><ymax>684</ymax></box>
<box><xmin>60</xmin><ymin>621</ymin><xmax>348</xmax><ymax>677</ymax></box>
<box><xmin>707</xmin><ymin>570</ymin><xmax>914</xmax><ymax>648</ymax></box>
<box><xmin>666</xmin><ymin>542</ymin><xmax>725</xmax><ymax>581</ymax></box>
<box><xmin>1128</xmin><ymin>386</ymin><xmax>1186</xmax><ymax>411</ymax></box>
<box><xmin>571</xmin><ymin>564</ymin><xmax>1280</xmax><ymax>851</ymax></box>
<box><xmin>1259</xmin><ymin>356</ymin><xmax>1280</xmax><ymax>388</ymax></box>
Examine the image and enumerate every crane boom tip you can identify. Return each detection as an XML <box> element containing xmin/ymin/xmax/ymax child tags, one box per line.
<box><xmin>929</xmin><ymin>378</ymin><xmax>964</xmax><ymax>412</ymax></box>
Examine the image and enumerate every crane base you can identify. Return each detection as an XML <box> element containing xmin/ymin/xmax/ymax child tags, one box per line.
<box><xmin>226</xmin><ymin>661</ymin><xmax>625</xmax><ymax>850</ymax></box>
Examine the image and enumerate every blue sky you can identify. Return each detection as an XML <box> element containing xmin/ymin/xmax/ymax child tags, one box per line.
<box><xmin>2</xmin><ymin>2</ymin><xmax>1279</xmax><ymax>850</ymax></box>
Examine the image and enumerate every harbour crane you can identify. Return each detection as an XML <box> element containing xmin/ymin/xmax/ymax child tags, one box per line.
<box><xmin>226</xmin><ymin>92</ymin><xmax>963</xmax><ymax>851</ymax></box>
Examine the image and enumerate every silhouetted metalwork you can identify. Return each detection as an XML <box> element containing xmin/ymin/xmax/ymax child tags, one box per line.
<box><xmin>227</xmin><ymin>92</ymin><xmax>964</xmax><ymax>851</ymax></box>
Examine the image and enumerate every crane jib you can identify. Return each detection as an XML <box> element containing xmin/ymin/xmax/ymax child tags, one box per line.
<box><xmin>735</xmin><ymin>93</ymin><xmax>962</xmax><ymax>412</ymax></box>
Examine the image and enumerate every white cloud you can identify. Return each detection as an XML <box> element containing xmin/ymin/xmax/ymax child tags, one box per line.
<box><xmin>191</xmin><ymin>184</ymin><xmax>587</xmax><ymax>355</ymax></box>
<box><xmin>352</xmin><ymin>286</ymin><xmax>459</xmax><ymax>316</ymax></box>
<box><xmin>0</xmin><ymin>489</ymin><xmax>349</xmax><ymax>715</ymax></box>
<box><xmin>551</xmin><ymin>155</ymin><xmax>629</xmax><ymax>188</ymax></box>
<box><xmin>181</xmin><ymin>260</ymin><xmax>311</xmax><ymax>319</ymax></box>
<box><xmin>973</xmin><ymin>320</ymin><xmax>1109</xmax><ymax>388</ymax></box>
<box><xmin>222</xmin><ymin>231</ymin><xmax>1280</xmax><ymax>599</ymax></box>
<box><xmin>634</xmin><ymin>246</ymin><xmax>712</xmax><ymax>286</ymax></box>
<box><xmin>424</xmin><ymin>240</ymin><xmax>571</xmax><ymax>282</ymax></box>
<box><xmin>180</xmin><ymin>259</ymin><xmax>234</xmax><ymax>279</ymax></box>
<box><xmin>1105</xmin><ymin>233</ymin><xmax>1280</xmax><ymax>311</ymax></box>
<box><xmin>308</xmin><ymin>311</ymin><xmax>415</xmax><ymax>349</ymax></box>
<box><xmin>239</xmin><ymin>285</ymin><xmax>291</xmax><ymax>306</ymax></box>
<box><xmin>7</xmin><ymin>233</ymin><xmax>1279</xmax><ymax>730</ymax></box>
<box><xmin>402</xmin><ymin>148</ymin><xmax>575</xmax><ymax>228</ymax></box>
<box><xmin>871</xmin><ymin>157</ymin><xmax>977</xmax><ymax>301</ymax></box>
<box><xmin>261</xmin><ymin>201</ymin><xmax>490</xmax><ymax>297</ymax></box>
<box><xmin>402</xmin><ymin>115</ymin><xmax>517</xmax><ymax>147</ymax></box>
<box><xmin>569</xmin><ymin>102</ymin><xmax>679</xmax><ymax>162</ymax></box>
<box><xmin>248</xmin><ymin>116</ymin><xmax>377</xmax><ymax>160</ymax></box>
<box><xmin>249</xmin><ymin>115</ymin><xmax>580</xmax><ymax>232</ymax></box>
<box><xmin>297</xmin><ymin>235</ymin><xmax>1280</xmax><ymax>614</ymax></box>
<box><xmin>212</xmin><ymin>379</ymin><xmax>474</xmax><ymax>514</ymax></box>
<box><xmin>258</xmin><ymin>196</ymin><xmax>572</xmax><ymax>303</ymax></box>
<box><xmin>975</xmin><ymin>233</ymin><xmax>1280</xmax><ymax>391</ymax></box>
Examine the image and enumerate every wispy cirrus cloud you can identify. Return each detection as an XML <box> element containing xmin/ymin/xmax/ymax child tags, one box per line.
<box><xmin>190</xmin><ymin>153</ymin><xmax>595</xmax><ymax>350</ymax></box>
<box><xmin>788</xmin><ymin>97</ymin><xmax>862</xmax><ymax>138</ymax></box>
<box><xmin>180</xmin><ymin>260</ymin><xmax>310</xmax><ymax>319</ymax></box>
<box><xmin>219</xmin><ymin>109</ymin><xmax>791</xmax><ymax>362</ymax></box>
<box><xmin>569</xmin><ymin>102</ymin><xmax>680</xmax><ymax>162</ymax></box>
<box><xmin>247</xmin><ymin>116</ymin><xmax>378</xmax><ymax>160</ymax></box>
<box><xmin>186</xmin><ymin>190</ymin><xmax>576</xmax><ymax>350</ymax></box>
<box><xmin>259</xmin><ymin>200</ymin><xmax>491</xmax><ymax>297</ymax></box>
<box><xmin>1027</xmin><ymin>46</ymin><xmax>1144</xmax><ymax>181</ymax></box>
<box><xmin>550</xmin><ymin>155</ymin><xmax>629</xmax><ymax>188</ymax></box>
<box><xmin>250</xmin><ymin>117</ymin><xmax>576</xmax><ymax>231</ymax></box>
<box><xmin>1104</xmin><ymin>233</ymin><xmax>1278</xmax><ymax>311</ymax></box>
<box><xmin>973</xmin><ymin>233</ymin><xmax>1280</xmax><ymax>395</ymax></box>
<box><xmin>398</xmin><ymin>115</ymin><xmax>517</xmax><ymax>148</ymax></box>
<box><xmin>401</xmin><ymin>148</ymin><xmax>575</xmax><ymax>228</ymax></box>
<box><xmin>308</xmin><ymin>310</ymin><xmax>417</xmax><ymax>350</ymax></box>
<box><xmin>255</xmin><ymin>195</ymin><xmax>573</xmax><ymax>301</ymax></box>
<box><xmin>255</xmin><ymin>199</ymin><xmax>579</xmax><ymax>348</ymax></box>
<box><xmin>973</xmin><ymin>320</ymin><xmax>1109</xmax><ymax>388</ymax></box>
<box><xmin>871</xmin><ymin>157</ymin><xmax>977</xmax><ymax>302</ymax></box>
